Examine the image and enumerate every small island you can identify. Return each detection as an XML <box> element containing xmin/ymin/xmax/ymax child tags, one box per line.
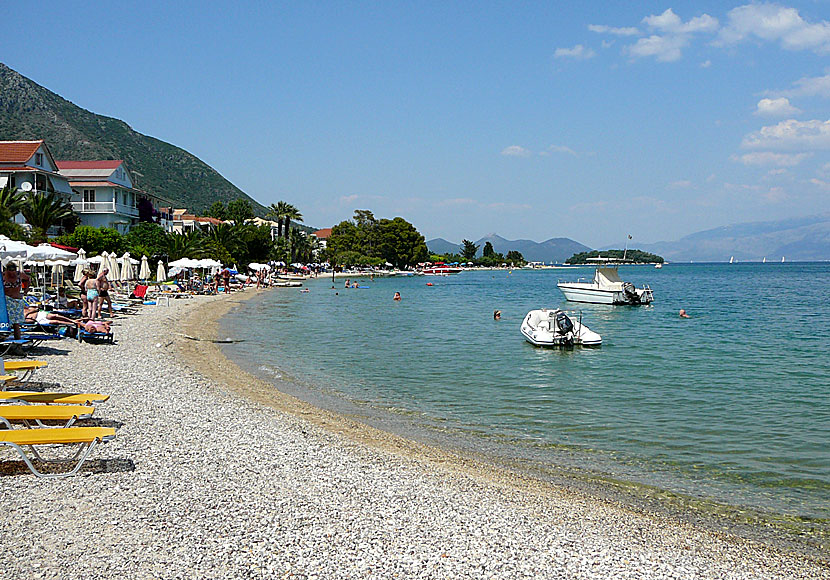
<box><xmin>566</xmin><ymin>249</ymin><xmax>664</xmax><ymax>264</ymax></box>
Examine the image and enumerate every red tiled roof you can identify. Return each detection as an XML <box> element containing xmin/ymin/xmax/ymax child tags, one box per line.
<box><xmin>314</xmin><ymin>228</ymin><xmax>333</xmax><ymax>239</ymax></box>
<box><xmin>56</xmin><ymin>160</ymin><xmax>123</xmax><ymax>170</ymax></box>
<box><xmin>0</xmin><ymin>141</ymin><xmax>43</xmax><ymax>164</ymax></box>
<box><xmin>0</xmin><ymin>166</ymin><xmax>37</xmax><ymax>171</ymax></box>
<box><xmin>68</xmin><ymin>181</ymin><xmax>123</xmax><ymax>187</ymax></box>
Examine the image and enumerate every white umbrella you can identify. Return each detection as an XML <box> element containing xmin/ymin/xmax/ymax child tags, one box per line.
<box><xmin>73</xmin><ymin>248</ymin><xmax>88</xmax><ymax>282</ymax></box>
<box><xmin>139</xmin><ymin>255</ymin><xmax>151</xmax><ymax>280</ymax></box>
<box><xmin>0</xmin><ymin>236</ymin><xmax>35</xmax><ymax>261</ymax></box>
<box><xmin>120</xmin><ymin>252</ymin><xmax>133</xmax><ymax>282</ymax></box>
<box><xmin>93</xmin><ymin>252</ymin><xmax>108</xmax><ymax>274</ymax></box>
<box><xmin>27</xmin><ymin>243</ymin><xmax>76</xmax><ymax>262</ymax></box>
<box><xmin>107</xmin><ymin>252</ymin><xmax>120</xmax><ymax>281</ymax></box>
<box><xmin>156</xmin><ymin>260</ymin><xmax>167</xmax><ymax>282</ymax></box>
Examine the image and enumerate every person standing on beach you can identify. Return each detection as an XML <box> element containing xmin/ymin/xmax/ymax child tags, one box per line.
<box><xmin>3</xmin><ymin>263</ymin><xmax>30</xmax><ymax>340</ymax></box>
<box><xmin>78</xmin><ymin>269</ymin><xmax>91</xmax><ymax>318</ymax></box>
<box><xmin>97</xmin><ymin>268</ymin><xmax>113</xmax><ymax>318</ymax></box>
<box><xmin>221</xmin><ymin>268</ymin><xmax>231</xmax><ymax>293</ymax></box>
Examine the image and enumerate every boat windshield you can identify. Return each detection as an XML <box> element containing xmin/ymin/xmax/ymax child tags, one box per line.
<box><xmin>594</xmin><ymin>267</ymin><xmax>623</xmax><ymax>286</ymax></box>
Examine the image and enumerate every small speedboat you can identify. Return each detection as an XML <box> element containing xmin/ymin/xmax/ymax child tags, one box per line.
<box><xmin>521</xmin><ymin>309</ymin><xmax>602</xmax><ymax>347</ymax></box>
<box><xmin>557</xmin><ymin>258</ymin><xmax>653</xmax><ymax>305</ymax></box>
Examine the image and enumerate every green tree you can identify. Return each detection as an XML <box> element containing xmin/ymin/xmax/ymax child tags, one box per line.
<box><xmin>460</xmin><ymin>239</ymin><xmax>479</xmax><ymax>260</ymax></box>
<box><xmin>375</xmin><ymin>217</ymin><xmax>429</xmax><ymax>268</ymax></box>
<box><xmin>54</xmin><ymin>226</ymin><xmax>126</xmax><ymax>255</ymax></box>
<box><xmin>166</xmin><ymin>231</ymin><xmax>208</xmax><ymax>260</ymax></box>
<box><xmin>205</xmin><ymin>223</ymin><xmax>243</xmax><ymax>259</ymax></box>
<box><xmin>124</xmin><ymin>222</ymin><xmax>169</xmax><ymax>257</ymax></box>
<box><xmin>0</xmin><ymin>184</ymin><xmax>25</xmax><ymax>222</ymax></box>
<box><xmin>206</xmin><ymin>201</ymin><xmax>227</xmax><ymax>221</ymax></box>
<box><xmin>21</xmin><ymin>192</ymin><xmax>76</xmax><ymax>241</ymax></box>
<box><xmin>266</xmin><ymin>201</ymin><xmax>289</xmax><ymax>238</ymax></box>
<box><xmin>270</xmin><ymin>236</ymin><xmax>289</xmax><ymax>263</ymax></box>
<box><xmin>226</xmin><ymin>199</ymin><xmax>254</xmax><ymax>225</ymax></box>
<box><xmin>505</xmin><ymin>250</ymin><xmax>525</xmax><ymax>265</ymax></box>
<box><xmin>281</xmin><ymin>202</ymin><xmax>303</xmax><ymax>244</ymax></box>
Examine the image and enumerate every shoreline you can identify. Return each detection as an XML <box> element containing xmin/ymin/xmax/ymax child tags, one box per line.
<box><xmin>179</xmin><ymin>288</ymin><xmax>828</xmax><ymax>564</ymax></box>
<box><xmin>0</xmin><ymin>290</ymin><xmax>826</xmax><ymax>578</ymax></box>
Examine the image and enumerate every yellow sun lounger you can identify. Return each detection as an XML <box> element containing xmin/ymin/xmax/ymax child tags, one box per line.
<box><xmin>0</xmin><ymin>392</ymin><xmax>109</xmax><ymax>405</ymax></box>
<box><xmin>0</xmin><ymin>360</ymin><xmax>48</xmax><ymax>386</ymax></box>
<box><xmin>0</xmin><ymin>426</ymin><xmax>116</xmax><ymax>478</ymax></box>
<box><xmin>0</xmin><ymin>404</ymin><xmax>95</xmax><ymax>428</ymax></box>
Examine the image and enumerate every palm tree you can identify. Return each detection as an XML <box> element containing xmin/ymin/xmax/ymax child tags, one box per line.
<box><xmin>21</xmin><ymin>192</ymin><xmax>76</xmax><ymax>241</ymax></box>
<box><xmin>289</xmin><ymin>228</ymin><xmax>312</xmax><ymax>263</ymax></box>
<box><xmin>0</xmin><ymin>184</ymin><xmax>25</xmax><ymax>222</ymax></box>
<box><xmin>282</xmin><ymin>203</ymin><xmax>303</xmax><ymax>239</ymax></box>
<box><xmin>206</xmin><ymin>223</ymin><xmax>242</xmax><ymax>257</ymax></box>
<box><xmin>166</xmin><ymin>231</ymin><xmax>208</xmax><ymax>260</ymax></box>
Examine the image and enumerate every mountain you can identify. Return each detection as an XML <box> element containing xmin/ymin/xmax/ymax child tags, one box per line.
<box><xmin>640</xmin><ymin>213</ymin><xmax>830</xmax><ymax>262</ymax></box>
<box><xmin>427</xmin><ymin>234</ymin><xmax>591</xmax><ymax>263</ymax></box>
<box><xmin>0</xmin><ymin>63</ymin><xmax>265</xmax><ymax>215</ymax></box>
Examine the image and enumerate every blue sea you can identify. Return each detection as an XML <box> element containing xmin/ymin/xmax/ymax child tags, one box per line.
<box><xmin>220</xmin><ymin>263</ymin><xmax>830</xmax><ymax>528</ymax></box>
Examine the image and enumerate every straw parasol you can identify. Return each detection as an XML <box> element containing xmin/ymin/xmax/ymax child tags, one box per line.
<box><xmin>156</xmin><ymin>260</ymin><xmax>166</xmax><ymax>282</ymax></box>
<box><xmin>139</xmin><ymin>255</ymin><xmax>151</xmax><ymax>280</ymax></box>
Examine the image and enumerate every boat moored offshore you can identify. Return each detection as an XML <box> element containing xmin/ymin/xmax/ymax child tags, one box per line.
<box><xmin>521</xmin><ymin>309</ymin><xmax>602</xmax><ymax>347</ymax></box>
<box><xmin>557</xmin><ymin>258</ymin><xmax>654</xmax><ymax>305</ymax></box>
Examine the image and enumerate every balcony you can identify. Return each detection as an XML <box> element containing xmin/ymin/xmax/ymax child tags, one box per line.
<box><xmin>71</xmin><ymin>201</ymin><xmax>139</xmax><ymax>217</ymax></box>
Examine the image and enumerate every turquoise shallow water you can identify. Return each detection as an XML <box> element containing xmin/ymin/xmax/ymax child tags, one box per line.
<box><xmin>221</xmin><ymin>263</ymin><xmax>830</xmax><ymax>521</ymax></box>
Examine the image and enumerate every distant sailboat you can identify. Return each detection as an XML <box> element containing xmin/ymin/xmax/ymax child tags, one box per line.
<box><xmin>782</xmin><ymin>256</ymin><xmax>785</xmax><ymax>263</ymax></box>
<box><xmin>762</xmin><ymin>257</ymin><xmax>766</xmax><ymax>263</ymax></box>
<box><xmin>729</xmin><ymin>256</ymin><xmax>734</xmax><ymax>264</ymax></box>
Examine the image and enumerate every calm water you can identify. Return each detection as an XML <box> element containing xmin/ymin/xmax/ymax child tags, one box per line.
<box><xmin>221</xmin><ymin>264</ymin><xmax>830</xmax><ymax>521</ymax></box>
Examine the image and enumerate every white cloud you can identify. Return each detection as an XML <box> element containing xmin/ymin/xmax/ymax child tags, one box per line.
<box><xmin>626</xmin><ymin>9</ymin><xmax>718</xmax><ymax>62</ymax></box>
<box><xmin>809</xmin><ymin>177</ymin><xmax>830</xmax><ymax>190</ymax></box>
<box><xmin>741</xmin><ymin>119</ymin><xmax>830</xmax><ymax>150</ymax></box>
<box><xmin>733</xmin><ymin>151</ymin><xmax>811</xmax><ymax>166</ymax></box>
<box><xmin>700</xmin><ymin>59</ymin><xmax>712</xmax><ymax>68</ymax></box>
<box><xmin>767</xmin><ymin>168</ymin><xmax>787</xmax><ymax>176</ymax></box>
<box><xmin>627</xmin><ymin>34</ymin><xmax>689</xmax><ymax>62</ymax></box>
<box><xmin>554</xmin><ymin>44</ymin><xmax>596</xmax><ymax>59</ymax></box>
<box><xmin>437</xmin><ymin>198</ymin><xmax>477</xmax><ymax>207</ymax></box>
<box><xmin>644</xmin><ymin>8</ymin><xmax>718</xmax><ymax>34</ymax></box>
<box><xmin>588</xmin><ymin>24</ymin><xmax>640</xmax><ymax>36</ymax></box>
<box><xmin>669</xmin><ymin>180</ymin><xmax>692</xmax><ymax>189</ymax></box>
<box><xmin>781</xmin><ymin>74</ymin><xmax>830</xmax><ymax>98</ymax></box>
<box><xmin>548</xmin><ymin>144</ymin><xmax>578</xmax><ymax>156</ymax></box>
<box><xmin>763</xmin><ymin>186</ymin><xmax>787</xmax><ymax>202</ymax></box>
<box><xmin>339</xmin><ymin>194</ymin><xmax>359</xmax><ymax>203</ymax></box>
<box><xmin>754</xmin><ymin>97</ymin><xmax>801</xmax><ymax>117</ymax></box>
<box><xmin>718</xmin><ymin>3</ymin><xmax>830</xmax><ymax>53</ymax></box>
<box><xmin>501</xmin><ymin>145</ymin><xmax>532</xmax><ymax>157</ymax></box>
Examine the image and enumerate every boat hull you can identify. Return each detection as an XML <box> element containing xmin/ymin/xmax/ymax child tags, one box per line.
<box><xmin>557</xmin><ymin>283</ymin><xmax>653</xmax><ymax>305</ymax></box>
<box><xmin>520</xmin><ymin>309</ymin><xmax>602</xmax><ymax>347</ymax></box>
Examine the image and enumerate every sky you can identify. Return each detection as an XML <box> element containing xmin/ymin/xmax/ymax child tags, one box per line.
<box><xmin>3</xmin><ymin>1</ymin><xmax>830</xmax><ymax>247</ymax></box>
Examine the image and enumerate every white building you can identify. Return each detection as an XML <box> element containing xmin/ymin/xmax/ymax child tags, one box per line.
<box><xmin>0</xmin><ymin>140</ymin><xmax>73</xmax><ymax>202</ymax></box>
<box><xmin>56</xmin><ymin>160</ymin><xmax>173</xmax><ymax>233</ymax></box>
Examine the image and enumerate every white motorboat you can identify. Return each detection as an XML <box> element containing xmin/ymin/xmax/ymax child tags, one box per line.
<box><xmin>557</xmin><ymin>258</ymin><xmax>654</xmax><ymax>305</ymax></box>
<box><xmin>521</xmin><ymin>309</ymin><xmax>602</xmax><ymax>347</ymax></box>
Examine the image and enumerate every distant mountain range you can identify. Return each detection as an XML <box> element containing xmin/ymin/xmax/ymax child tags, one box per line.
<box><xmin>0</xmin><ymin>63</ymin><xmax>265</xmax><ymax>214</ymax></box>
<box><xmin>427</xmin><ymin>234</ymin><xmax>590</xmax><ymax>263</ymax></box>
<box><xmin>638</xmin><ymin>213</ymin><xmax>830</xmax><ymax>262</ymax></box>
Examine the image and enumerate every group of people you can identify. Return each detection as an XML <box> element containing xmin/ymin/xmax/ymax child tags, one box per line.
<box><xmin>78</xmin><ymin>268</ymin><xmax>114</xmax><ymax>319</ymax></box>
<box><xmin>2</xmin><ymin>262</ymin><xmax>114</xmax><ymax>340</ymax></box>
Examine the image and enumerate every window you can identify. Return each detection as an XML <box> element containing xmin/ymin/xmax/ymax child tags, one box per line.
<box><xmin>83</xmin><ymin>189</ymin><xmax>96</xmax><ymax>203</ymax></box>
<box><xmin>34</xmin><ymin>153</ymin><xmax>43</xmax><ymax>166</ymax></box>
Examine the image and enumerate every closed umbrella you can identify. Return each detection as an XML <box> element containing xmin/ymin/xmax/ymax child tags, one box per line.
<box><xmin>156</xmin><ymin>260</ymin><xmax>166</xmax><ymax>282</ymax></box>
<box><xmin>107</xmin><ymin>252</ymin><xmax>120</xmax><ymax>281</ymax></box>
<box><xmin>95</xmin><ymin>252</ymin><xmax>108</xmax><ymax>275</ymax></box>
<box><xmin>139</xmin><ymin>255</ymin><xmax>151</xmax><ymax>280</ymax></box>
<box><xmin>73</xmin><ymin>248</ymin><xmax>88</xmax><ymax>282</ymax></box>
<box><xmin>120</xmin><ymin>252</ymin><xmax>133</xmax><ymax>282</ymax></box>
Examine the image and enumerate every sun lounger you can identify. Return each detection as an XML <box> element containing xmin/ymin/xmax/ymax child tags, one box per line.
<box><xmin>0</xmin><ymin>391</ymin><xmax>109</xmax><ymax>405</ymax></box>
<box><xmin>0</xmin><ymin>339</ymin><xmax>31</xmax><ymax>356</ymax></box>
<box><xmin>0</xmin><ymin>404</ymin><xmax>95</xmax><ymax>428</ymax></box>
<box><xmin>78</xmin><ymin>328</ymin><xmax>114</xmax><ymax>344</ymax></box>
<box><xmin>3</xmin><ymin>360</ymin><xmax>47</xmax><ymax>382</ymax></box>
<box><xmin>0</xmin><ymin>426</ymin><xmax>115</xmax><ymax>478</ymax></box>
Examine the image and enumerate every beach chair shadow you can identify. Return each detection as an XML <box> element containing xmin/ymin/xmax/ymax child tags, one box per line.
<box><xmin>0</xmin><ymin>457</ymin><xmax>135</xmax><ymax>477</ymax></box>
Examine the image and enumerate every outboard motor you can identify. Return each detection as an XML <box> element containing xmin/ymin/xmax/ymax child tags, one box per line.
<box><xmin>555</xmin><ymin>312</ymin><xmax>574</xmax><ymax>335</ymax></box>
<box><xmin>622</xmin><ymin>282</ymin><xmax>641</xmax><ymax>304</ymax></box>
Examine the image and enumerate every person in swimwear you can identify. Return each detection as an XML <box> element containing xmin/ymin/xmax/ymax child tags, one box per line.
<box><xmin>97</xmin><ymin>268</ymin><xmax>113</xmax><ymax>318</ymax></box>
<box><xmin>393</xmin><ymin>291</ymin><xmax>401</xmax><ymax>301</ymax></box>
<box><xmin>3</xmin><ymin>262</ymin><xmax>30</xmax><ymax>340</ymax></box>
<box><xmin>679</xmin><ymin>309</ymin><xmax>691</xmax><ymax>318</ymax></box>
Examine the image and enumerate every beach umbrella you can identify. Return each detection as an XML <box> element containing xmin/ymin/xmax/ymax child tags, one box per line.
<box><xmin>120</xmin><ymin>252</ymin><xmax>133</xmax><ymax>282</ymax></box>
<box><xmin>95</xmin><ymin>252</ymin><xmax>108</xmax><ymax>275</ymax></box>
<box><xmin>139</xmin><ymin>255</ymin><xmax>151</xmax><ymax>280</ymax></box>
<box><xmin>156</xmin><ymin>260</ymin><xmax>166</xmax><ymax>282</ymax></box>
<box><xmin>0</xmin><ymin>236</ymin><xmax>35</xmax><ymax>261</ymax></box>
<box><xmin>73</xmin><ymin>248</ymin><xmax>88</xmax><ymax>282</ymax></box>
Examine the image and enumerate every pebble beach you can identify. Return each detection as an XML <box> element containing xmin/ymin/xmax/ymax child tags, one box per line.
<box><xmin>1</xmin><ymin>289</ymin><xmax>827</xmax><ymax>579</ymax></box>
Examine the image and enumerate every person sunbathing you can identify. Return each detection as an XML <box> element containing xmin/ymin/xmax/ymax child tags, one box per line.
<box><xmin>80</xmin><ymin>319</ymin><xmax>111</xmax><ymax>333</ymax></box>
<box><xmin>24</xmin><ymin>307</ymin><xmax>79</xmax><ymax>327</ymax></box>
